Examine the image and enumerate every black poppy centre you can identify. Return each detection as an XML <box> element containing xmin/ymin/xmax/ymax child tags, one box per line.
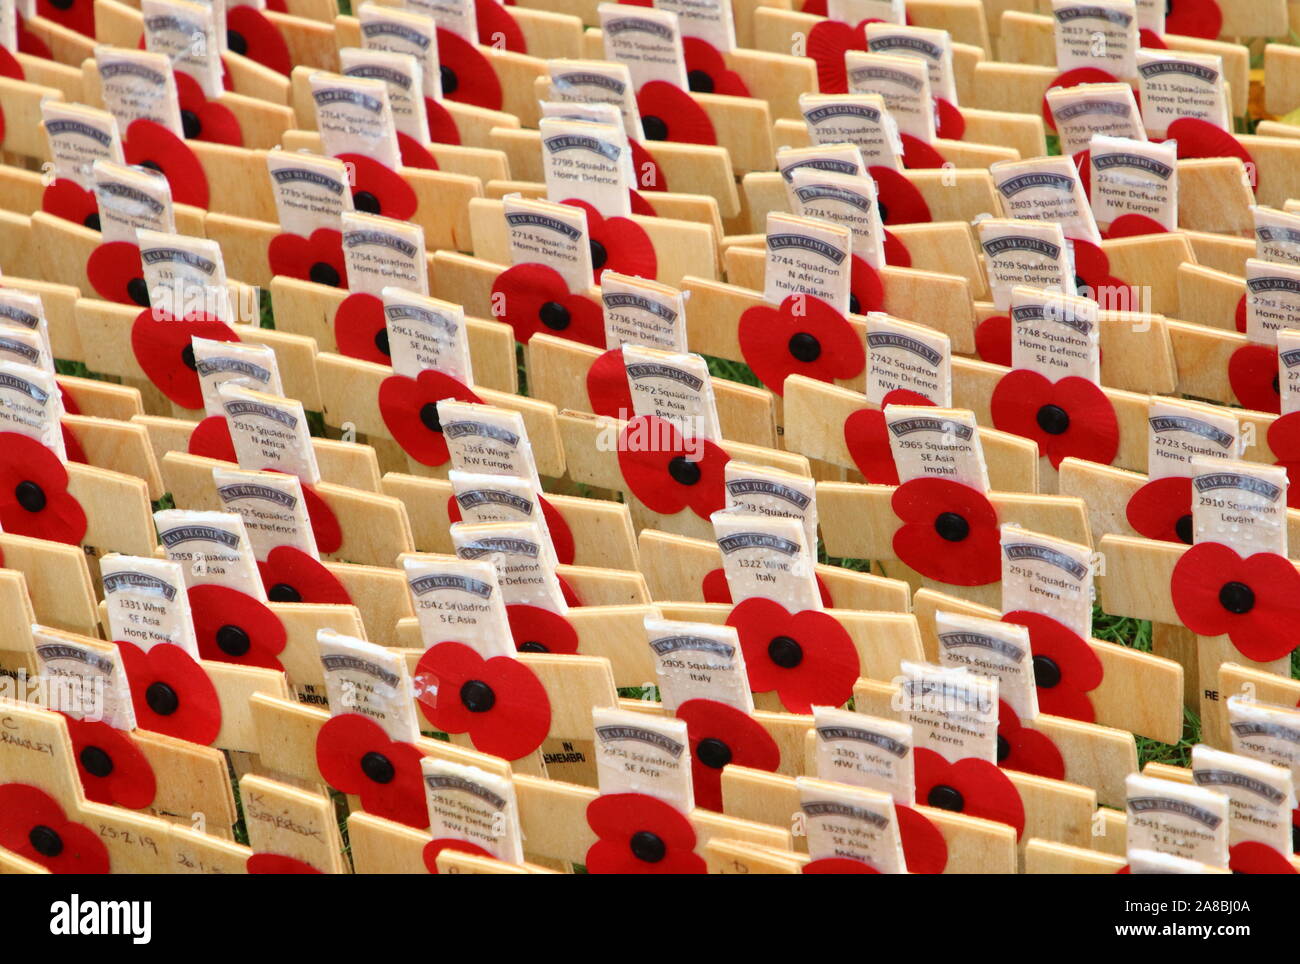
<box><xmin>360</xmin><ymin>750</ymin><xmax>395</xmax><ymax>784</ymax></box>
<box><xmin>14</xmin><ymin>480</ymin><xmax>47</xmax><ymax>513</ymax></box>
<box><xmin>788</xmin><ymin>332</ymin><xmax>821</xmax><ymax>363</ymax></box>
<box><xmin>696</xmin><ymin>736</ymin><xmax>733</xmax><ymax>769</ymax></box>
<box><xmin>268</xmin><ymin>582</ymin><xmax>303</xmax><ymax>603</ymax></box>
<box><xmin>1033</xmin><ymin>654</ymin><xmax>1061</xmax><ymax>689</ymax></box>
<box><xmin>927</xmin><ymin>783</ymin><xmax>964</xmax><ymax>812</ymax></box>
<box><xmin>309</xmin><ymin>261</ymin><xmax>340</xmax><ymax>287</ymax></box>
<box><xmin>767</xmin><ymin>634</ymin><xmax>803</xmax><ymax>669</ymax></box>
<box><xmin>145</xmin><ymin>681</ymin><xmax>180</xmax><ymax>716</ymax></box>
<box><xmin>460</xmin><ymin>679</ymin><xmax>496</xmax><ymax>713</ymax></box>
<box><xmin>1036</xmin><ymin>404</ymin><xmax>1070</xmax><ymax>436</ymax></box>
<box><xmin>216</xmin><ymin>624</ymin><xmax>252</xmax><ymax>657</ymax></box>
<box><xmin>80</xmin><ymin>744</ymin><xmax>114</xmax><ymax>779</ymax></box>
<box><xmin>934</xmin><ymin>511</ymin><xmax>970</xmax><ymax>543</ymax></box>
<box><xmin>539</xmin><ymin>301</ymin><xmax>571</xmax><ymax>332</ymax></box>
<box><xmin>667</xmin><ymin>455</ymin><xmax>702</xmax><ymax>486</ymax></box>
<box><xmin>641</xmin><ymin>115</ymin><xmax>669</xmax><ymax>141</ymax></box>
<box><xmin>629</xmin><ymin>829</ymin><xmax>666</xmax><ymax>863</ymax></box>
<box><xmin>28</xmin><ymin>824</ymin><xmax>64</xmax><ymax>857</ymax></box>
<box><xmin>1218</xmin><ymin>581</ymin><xmax>1255</xmax><ymax>615</ymax></box>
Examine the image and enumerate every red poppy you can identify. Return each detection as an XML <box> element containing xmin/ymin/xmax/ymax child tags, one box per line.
<box><xmin>1267</xmin><ymin>413</ymin><xmax>1300</xmax><ymax>509</ymax></box>
<box><xmin>682</xmin><ymin>37</ymin><xmax>748</xmax><ymax>96</ymax></box>
<box><xmin>585</xmin><ymin>348</ymin><xmax>634</xmax><ymax>419</ymax></box>
<box><xmin>1167</xmin><ymin>118</ymin><xmax>1255</xmax><ymax>189</ymax></box>
<box><xmin>117</xmin><ymin>640</ymin><xmax>222</xmax><ymax>746</ymax></box>
<box><xmin>1170</xmin><ymin>541</ymin><xmax>1300</xmax><ymax>663</ymax></box>
<box><xmin>188</xmin><ymin>584</ymin><xmax>288</xmax><ymax>670</ymax></box>
<box><xmin>1071</xmin><ymin>238</ymin><xmax>1137</xmax><ymax>308</ymax></box>
<box><xmin>1125</xmin><ymin>475</ymin><xmax>1194</xmax><ymax>544</ymax></box>
<box><xmin>413</xmin><ymin>641</ymin><xmax>551</xmax><ymax>760</ymax></box>
<box><xmin>803</xmin><ymin>857</ymin><xmax>881</xmax><ymax>873</ymax></box>
<box><xmin>677</xmin><ymin>698</ymin><xmax>780</xmax><ymax>811</ymax></box>
<box><xmin>1003</xmin><ymin>610</ymin><xmax>1104</xmax><ymax>722</ymax></box>
<box><xmin>226</xmin><ymin>5</ymin><xmax>292</xmax><ymax>76</ymax></box>
<box><xmin>974</xmin><ymin>315</ymin><xmax>1011</xmax><ymax>366</ymax></box>
<box><xmin>897</xmin><ymin>803</ymin><xmax>949</xmax><ymax>873</ymax></box>
<box><xmin>842</xmin><ymin>389</ymin><xmax>936</xmax><ymax>485</ymax></box>
<box><xmin>1228</xmin><ymin>344</ymin><xmax>1280</xmax><ymax>413</ymax></box>
<box><xmin>123</xmin><ymin>119</ymin><xmax>210</xmax><ymax>209</ymax></box>
<box><xmin>560</xmin><ymin>199</ymin><xmax>657</xmax><ymax>284</ymax></box>
<box><xmin>0</xmin><ymin>783</ymin><xmax>109</xmax><ymax>874</ymax></box>
<box><xmin>1139</xmin><ymin>28</ymin><xmax>1167</xmax><ymax>48</ymax></box>
<box><xmin>489</xmin><ymin>264</ymin><xmax>604</xmax><ymax>347</ymax></box>
<box><xmin>506</xmin><ymin>604</ymin><xmax>578</xmax><ymax>655</ymax></box>
<box><xmin>934</xmin><ymin>99</ymin><xmax>965</xmax><ymax>140</ymax></box>
<box><xmin>332</xmin><ymin>293</ymin><xmax>389</xmax><ymax>364</ymax></box>
<box><xmin>425</xmin><ymin>97</ymin><xmax>462</xmax><ymax>146</ymax></box>
<box><xmin>315</xmin><ymin>713</ymin><xmax>427</xmax><ymax>828</ymax></box>
<box><xmin>738</xmin><ymin>294</ymin><xmax>866</xmax><ymax>395</ymax></box>
<box><xmin>849</xmin><ymin>255</ymin><xmax>885</xmax><ymax>313</ymax></box>
<box><xmin>701</xmin><ymin>567</ymin><xmax>833</xmax><ymax>607</ymax></box>
<box><xmin>890</xmin><ymin>477</ymin><xmax>1000</xmax><ymax>586</ymax></box>
<box><xmin>884</xmin><ymin>230</ymin><xmax>912</xmax><ymax>265</ymax></box>
<box><xmin>0</xmin><ymin>432</ymin><xmax>88</xmax><ymax>545</ymax></box>
<box><xmin>398</xmin><ymin>133</ymin><xmax>440</xmax><ymax>171</ymax></box>
<box><xmin>36</xmin><ymin>0</ymin><xmax>94</xmax><ymax>36</ymax></box>
<box><xmin>1041</xmin><ymin>67</ymin><xmax>1119</xmax><ymax>130</ymax></box>
<box><xmin>60</xmin><ymin>421</ymin><xmax>86</xmax><ymax>466</ymax></box>
<box><xmin>630</xmin><ymin>139</ymin><xmax>667</xmax><ymax>192</ymax></box>
<box><xmin>914</xmin><ymin>746</ymin><xmax>1025</xmax><ymax>838</ymax></box>
<box><xmin>1229</xmin><ymin>841</ymin><xmax>1296</xmax><ymax>874</ymax></box>
<box><xmin>175</xmin><ymin>72</ymin><xmax>243</xmax><ymax>146</ymax></box>
<box><xmin>585</xmin><ymin>792</ymin><xmax>706</xmax><ymax>874</ymax></box>
<box><xmin>870</xmin><ymin>166</ymin><xmax>932</xmax><ymax>225</ymax></box>
<box><xmin>636</xmin><ymin>82</ymin><xmax>717</xmax><ymax>146</ymax></box>
<box><xmin>294</xmin><ymin>480</ymin><xmax>342</xmax><ymax>556</ymax></box>
<box><xmin>17</xmin><ymin>15</ymin><xmax>52</xmax><ymax>59</ymax></box>
<box><xmin>476</xmin><ymin>0</ymin><xmax>525</xmax><ymax>52</ymax></box>
<box><xmin>336</xmin><ymin>154</ymin><xmax>418</xmax><ymax>220</ymax></box>
<box><xmin>42</xmin><ymin>179</ymin><xmax>100</xmax><ymax>230</ymax></box>
<box><xmin>422</xmin><ymin>837</ymin><xmax>492</xmax><ymax>873</ymax></box>
<box><xmin>995</xmin><ymin>700</ymin><xmax>1065</xmax><ymax>779</ymax></box>
<box><xmin>247</xmin><ymin>853</ymin><xmax>321</xmax><ymax>873</ymax></box>
<box><xmin>87</xmin><ymin>241</ymin><xmax>149</xmax><ymax>306</ymax></box>
<box><xmin>268</xmin><ymin>228</ymin><xmax>346</xmax><ymax>288</ymax></box>
<box><xmin>726</xmin><ymin>596</ymin><xmax>858</xmax><ymax>713</ymax></box>
<box><xmin>617</xmin><ymin>414</ymin><xmax>730</xmax><ymax>519</ymax></box>
<box><xmin>131</xmin><ymin>310</ymin><xmax>241</xmax><ymax>409</ymax></box>
<box><xmin>64</xmin><ymin>716</ymin><xmax>157</xmax><ymax>810</ymax></box>
<box><xmin>1234</xmin><ymin>293</ymin><xmax>1248</xmax><ymax>333</ymax></box>
<box><xmin>900</xmin><ymin>134</ymin><xmax>946</xmax><ymax>170</ymax></box>
<box><xmin>188</xmin><ymin>414</ymin><xmax>238</xmax><ymax>463</ymax></box>
<box><xmin>1163</xmin><ymin>0</ymin><xmax>1222</xmax><ymax>39</ymax></box>
<box><xmin>990</xmin><ymin>370</ymin><xmax>1119</xmax><ymax>468</ymax></box>
<box><xmin>445</xmin><ymin>493</ymin><xmax>576</xmax><ymax>566</ymax></box>
<box><xmin>807</xmin><ymin>19</ymin><xmax>868</xmax><ymax>94</ymax></box>
<box><xmin>436</xmin><ymin>28</ymin><xmax>503</xmax><ymax>111</ymax></box>
<box><xmin>1105</xmin><ymin>213</ymin><xmax>1169</xmax><ymax>239</ymax></box>
<box><xmin>258</xmin><ymin>546</ymin><xmax>352</xmax><ymax>604</ymax></box>
<box><xmin>377</xmin><ymin>369</ymin><xmax>482</xmax><ymax>467</ymax></box>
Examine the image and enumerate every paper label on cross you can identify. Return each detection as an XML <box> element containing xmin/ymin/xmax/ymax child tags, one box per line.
<box><xmin>194</xmin><ymin>338</ymin><xmax>283</xmax><ymax>419</ymax></box>
<box><xmin>598</xmin><ymin>4</ymin><xmax>688</xmax><ymax>91</ymax></box>
<box><xmin>623</xmin><ymin>345</ymin><xmax>721</xmax><ymax>440</ymax></box>
<box><xmin>383</xmin><ymin>288</ymin><xmax>474</xmax><ymax>384</ymax></box>
<box><xmin>214</xmin><ymin>467</ymin><xmax>319</xmax><ymax>561</ymax></box>
<box><xmin>0</xmin><ymin>290</ymin><xmax>52</xmax><ymax>372</ymax></box>
<box><xmin>1191</xmin><ymin>744</ymin><xmax>1295</xmax><ymax>854</ymax></box>
<box><xmin>341</xmin><ymin>211</ymin><xmax>427</xmax><ymax>297</ymax></box>
<box><xmin>266</xmin><ymin>150</ymin><xmax>354</xmax><ymax>238</ymax></box>
<box><xmin>865</xmin><ymin>314</ymin><xmax>950</xmax><ymax>404</ymax></box>
<box><xmin>422</xmin><ymin>758</ymin><xmax>526</xmax><ymax>863</ymax></box>
<box><xmin>504</xmin><ymin>194</ymin><xmax>593</xmax><ymax>295</ymax></box>
<box><xmin>451</xmin><ymin>520</ymin><xmax>566</xmax><ymax>611</ymax></box>
<box><xmin>654</xmin><ymin>0</ymin><xmax>734</xmax><ymax>52</ymax></box>
<box><xmin>790</xmin><ymin>169</ymin><xmax>888</xmax><ymax>267</ymax></box>
<box><xmin>799</xmin><ymin>94</ymin><xmax>903</xmax><ymax>172</ymax></box>
<box><xmin>93</xmin><ymin>159</ymin><xmax>175</xmax><ymax>246</ymax></box>
<box><xmin>449</xmin><ymin>472</ymin><xmax>555</xmax><ymax>557</ymax></box>
<box><xmin>1136</xmin><ymin>49</ymin><xmax>1229</xmax><ymax>138</ymax></box>
<box><xmin>439</xmin><ymin>400</ymin><xmax>542</xmax><ymax>489</ymax></box>
<box><xmin>1009</xmin><ymin>285</ymin><xmax>1100</xmax><ymax>383</ymax></box>
<box><xmin>934</xmin><ymin>610</ymin><xmax>1038</xmax><ymax>720</ymax></box>
<box><xmin>865</xmin><ymin>22</ymin><xmax>956</xmax><ymax>105</ymax></box>
<box><xmin>0</xmin><ymin>328</ymin><xmax>50</xmax><ymax>375</ymax></box>
<box><xmin>978</xmin><ymin>218</ymin><xmax>1075</xmax><ymax>311</ymax></box>
<box><xmin>539</xmin><ymin>116</ymin><xmax>632</xmax><ymax>219</ymax></box>
<box><xmin>1190</xmin><ymin>457</ymin><xmax>1287</xmax><ymax>557</ymax></box>
<box><xmin>141</xmin><ymin>0</ymin><xmax>224</xmax><ymax>98</ymax></box>
<box><xmin>404</xmin><ymin>553</ymin><xmax>515</xmax><ymax>658</ymax></box>
<box><xmin>812</xmin><ymin>705</ymin><xmax>915</xmax><ymax>803</ymax></box>
<box><xmin>646</xmin><ymin>616</ymin><xmax>752</xmax><ymax>713</ymax></box>
<box><xmin>1276</xmin><ymin>331</ymin><xmax>1300</xmax><ymax>414</ymax></box>
<box><xmin>886</xmin><ymin>405</ymin><xmax>988</xmax><ymax>490</ymax></box>
<box><xmin>547</xmin><ymin>60</ymin><xmax>643</xmax><ymax>142</ymax></box>
<box><xmin>898</xmin><ymin>661</ymin><xmax>999</xmax><ymax>764</ymax></box>
<box><xmin>1125</xmin><ymin>772</ymin><xmax>1230</xmax><ymax>867</ymax></box>
<box><xmin>0</xmin><ymin>360</ymin><xmax>64</xmax><ymax>456</ymax></box>
<box><xmin>1252</xmin><ymin>206</ymin><xmax>1300</xmax><ymax>268</ymax></box>
<box><xmin>1051</xmin><ymin>0</ymin><xmax>1138</xmax><ymax>81</ymax></box>
<box><xmin>156</xmin><ymin>508</ymin><xmax>266</xmax><ymax>598</ymax></box>
<box><xmin>1088</xmin><ymin>134</ymin><xmax>1177</xmax><ymax>233</ymax></box>
<box><xmin>319</xmin><ymin>629</ymin><xmax>420</xmax><ymax>741</ymax></box>
<box><xmin>101</xmin><ymin>554</ymin><xmax>201</xmax><ymax>657</ymax></box>
<box><xmin>1146</xmin><ymin>397</ymin><xmax>1240</xmax><ymax>480</ymax></box>
<box><xmin>409</xmin><ymin>0</ymin><xmax>477</xmax><ymax>45</ymax></box>
<box><xmin>339</xmin><ymin>48</ymin><xmax>428</xmax><ymax>142</ymax></box>
<box><xmin>797</xmin><ymin>776</ymin><xmax>907</xmax><ymax>872</ymax></box>
<box><xmin>777</xmin><ymin>144</ymin><xmax>866</xmax><ymax>205</ymax></box>
<box><xmin>219</xmin><ymin>382</ymin><xmax>321</xmax><ymax>483</ymax></box>
<box><xmin>845</xmin><ymin>52</ymin><xmax>934</xmax><ymax>144</ymax></box>
<box><xmin>1227</xmin><ymin>695</ymin><xmax>1300</xmax><ymax>807</ymax></box>
<box><xmin>42</xmin><ymin>102</ymin><xmax>124</xmax><ymax>191</ymax></box>
<box><xmin>711</xmin><ymin>509</ymin><xmax>821</xmax><ymax>610</ymax></box>
<box><xmin>311</xmin><ymin>71</ymin><xmax>402</xmax><ymax>170</ymax></box>
<box><xmin>724</xmin><ymin>461</ymin><xmax>818</xmax><ymax>552</ymax></box>
<box><xmin>592</xmin><ymin>706</ymin><xmax>694</xmax><ymax>812</ymax></box>
<box><xmin>1045</xmin><ymin>84</ymin><xmax>1145</xmax><ymax>158</ymax></box>
<box><xmin>599</xmin><ymin>272</ymin><xmax>687</xmax><ymax>352</ymax></box>
<box><xmin>137</xmin><ymin>229</ymin><xmax>231</xmax><ymax>324</ymax></box>
<box><xmin>991</xmin><ymin>156</ymin><xmax>1101</xmax><ymax>246</ymax></box>
<box><xmin>1000</xmin><ymin>525</ymin><xmax>1094</xmax><ymax>638</ymax></box>
<box><xmin>359</xmin><ymin>4</ymin><xmax>442</xmax><ymax>99</ymax></box>
<box><xmin>1244</xmin><ymin>258</ymin><xmax>1300</xmax><ymax>346</ymax></box>
<box><xmin>95</xmin><ymin>46</ymin><xmax>184</xmax><ymax>136</ymax></box>
<box><xmin>763</xmin><ymin>211</ymin><xmax>852</xmax><ymax>313</ymax></box>
<box><xmin>32</xmin><ymin>628</ymin><xmax>137</xmax><ymax>729</ymax></box>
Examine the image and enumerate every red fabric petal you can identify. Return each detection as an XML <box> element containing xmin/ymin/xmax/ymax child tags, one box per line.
<box><xmin>934</xmin><ymin>98</ymin><xmax>965</xmax><ymax>140</ymax></box>
<box><xmin>336</xmin><ymin>154</ymin><xmax>418</xmax><ymax>220</ymax></box>
<box><xmin>378</xmin><ymin>369</ymin><xmax>482</xmax><ymax>467</ymax></box>
<box><xmin>176</xmin><ymin>72</ymin><xmax>243</xmax><ymax>147</ymax></box>
<box><xmin>807</xmin><ymin>20</ymin><xmax>867</xmax><ymax>94</ymax></box>
<box><xmin>630</xmin><ymin>139</ymin><xmax>667</xmax><ymax>192</ymax></box>
<box><xmin>1139</xmin><ymin>29</ymin><xmax>1167</xmax><ymax>48</ymax></box>
<box><xmin>476</xmin><ymin>0</ymin><xmax>526</xmax><ymax>52</ymax></box>
<box><xmin>413</xmin><ymin>641</ymin><xmax>551</xmax><ymax>759</ymax></box>
<box><xmin>990</xmin><ymin>369</ymin><xmax>1119</xmax><ymax>468</ymax></box>
<box><xmin>683</xmin><ymin>37</ymin><xmax>749</xmax><ymax>97</ymax></box>
<box><xmin>677</xmin><ymin>698</ymin><xmax>780</xmax><ymax>811</ymax></box>
<box><xmin>333</xmin><ymin>292</ymin><xmax>390</xmax><ymax>364</ymax></box>
<box><xmin>561</xmin><ymin>199</ymin><xmax>657</xmax><ymax>284</ymax></box>
<box><xmin>227</xmin><ymin>6</ymin><xmax>292</xmax><ymax>75</ymax></box>
<box><xmin>1228</xmin><ymin>343</ymin><xmax>1280</xmax><ymax>413</ymax></box>
<box><xmin>1003</xmin><ymin>610</ymin><xmax>1102</xmax><ymax>722</ymax></box>
<box><xmin>268</xmin><ymin>228</ymin><xmax>346</xmax><ymax>287</ymax></box>
<box><xmin>247</xmin><ymin>853</ymin><xmax>321</xmax><ymax>873</ymax></box>
<box><xmin>1170</xmin><ymin>542</ymin><xmax>1300</xmax><ymax>662</ymax></box>
<box><xmin>585</xmin><ymin>348</ymin><xmax>635</xmax><ymax>419</ymax></box>
<box><xmin>1235</xmin><ymin>293</ymin><xmax>1248</xmax><ymax>333</ymax></box>
<box><xmin>1167</xmin><ymin>117</ymin><xmax>1254</xmax><ymax>189</ymax></box>
<box><xmin>890</xmin><ymin>477</ymin><xmax>1000</xmax><ymax>586</ymax></box>
<box><xmin>123</xmin><ymin>120</ymin><xmax>210</xmax><ymax>208</ymax></box>
<box><xmin>1229</xmin><ymin>841</ymin><xmax>1296</xmax><ymax>874</ymax></box>
<box><xmin>996</xmin><ymin>700</ymin><xmax>1065</xmax><ymax>779</ymax></box>
<box><xmin>187</xmin><ymin>415</ymin><xmax>237</xmax><ymax>462</ymax></box>
<box><xmin>849</xmin><ymin>254</ymin><xmax>885</xmax><ymax>313</ymax></box>
<box><xmin>726</xmin><ymin>597</ymin><xmax>858</xmax><ymax>713</ymax></box>
<box><xmin>843</xmin><ymin>408</ymin><xmax>898</xmax><ymax>484</ymax></box>
<box><xmin>0</xmin><ymin>783</ymin><xmax>109</xmax><ymax>874</ymax></box>
<box><xmin>975</xmin><ymin>315</ymin><xmax>1012</xmax><ymax>366</ymax></box>
<box><xmin>900</xmin><ymin>133</ymin><xmax>946</xmax><ymax>170</ymax></box>
<box><xmin>1164</xmin><ymin>0</ymin><xmax>1222</xmax><ymax>39</ymax></box>
<box><xmin>17</xmin><ymin>16</ymin><xmax>53</xmax><ymax>60</ymax></box>
<box><xmin>870</xmin><ymin>166</ymin><xmax>932</xmax><ymax>225</ymax></box>
<box><xmin>1042</xmin><ymin>68</ymin><xmax>1120</xmax><ymax>130</ymax></box>
<box><xmin>803</xmin><ymin>856</ymin><xmax>881</xmax><ymax>873</ymax></box>
<box><xmin>636</xmin><ymin>82</ymin><xmax>717</xmax><ymax>146</ymax></box>
<box><xmin>0</xmin><ymin>432</ymin><xmax>88</xmax><ymax>545</ymax></box>
<box><xmin>298</xmin><ymin>481</ymin><xmax>343</xmax><ymax>555</ymax></box>
<box><xmin>701</xmin><ymin>567</ymin><xmax>833</xmax><ymax>607</ymax></box>
<box><xmin>36</xmin><ymin>0</ymin><xmax>94</xmax><ymax>36</ymax></box>
<box><xmin>314</xmin><ymin>713</ymin><xmax>427</xmax><ymax>828</ymax></box>
<box><xmin>616</xmin><ymin>414</ymin><xmax>730</xmax><ymax>518</ymax></box>
<box><xmin>130</xmin><ymin>310</ymin><xmax>241</xmax><ymax>409</ymax></box>
<box><xmin>42</xmin><ymin>179</ymin><xmax>99</xmax><ymax>228</ymax></box>
<box><xmin>117</xmin><ymin>640</ymin><xmax>222</xmax><ymax>745</ymax></box>
<box><xmin>490</xmin><ymin>264</ymin><xmax>604</xmax><ymax>347</ymax></box>
<box><xmin>1125</xmin><ymin>475</ymin><xmax>1194</xmax><ymax>544</ymax></box>
<box><xmin>585</xmin><ymin>792</ymin><xmax>706</xmax><ymax>874</ymax></box>
<box><xmin>914</xmin><ymin>747</ymin><xmax>1025</xmax><ymax>838</ymax></box>
<box><xmin>64</xmin><ymin>717</ymin><xmax>157</xmax><ymax>810</ymax></box>
<box><xmin>1268</xmin><ymin>412</ymin><xmax>1300</xmax><ymax>509</ymax></box>
<box><xmin>540</xmin><ymin>497</ymin><xmax>576</xmax><ymax>566</ymax></box>
<box><xmin>883</xmin><ymin>230</ymin><xmax>912</xmax><ymax>266</ymax></box>
<box><xmin>188</xmin><ymin>584</ymin><xmax>287</xmax><ymax>670</ymax></box>
<box><xmin>87</xmin><ymin>241</ymin><xmax>148</xmax><ymax>306</ymax></box>
<box><xmin>506</xmin><ymin>604</ymin><xmax>579</xmax><ymax>654</ymax></box>
<box><xmin>436</xmin><ymin>28</ymin><xmax>503</xmax><ymax>110</ymax></box>
<box><xmin>898</xmin><ymin>803</ymin><xmax>949</xmax><ymax>873</ymax></box>
<box><xmin>422</xmin><ymin>837</ymin><xmax>493</xmax><ymax>873</ymax></box>
<box><xmin>737</xmin><ymin>294</ymin><xmax>866</xmax><ymax>395</ymax></box>
<box><xmin>1075</xmin><ymin>149</ymin><xmax>1091</xmax><ymax>196</ymax></box>
<box><xmin>258</xmin><ymin>546</ymin><xmax>351</xmax><ymax>604</ymax></box>
<box><xmin>1105</xmin><ymin>213</ymin><xmax>1169</xmax><ymax>239</ymax></box>
<box><xmin>398</xmin><ymin>132</ymin><xmax>440</xmax><ymax>171</ymax></box>
<box><xmin>424</xmin><ymin>97</ymin><xmax>462</xmax><ymax>146</ymax></box>
<box><xmin>60</xmin><ymin>422</ymin><xmax>87</xmax><ymax>465</ymax></box>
